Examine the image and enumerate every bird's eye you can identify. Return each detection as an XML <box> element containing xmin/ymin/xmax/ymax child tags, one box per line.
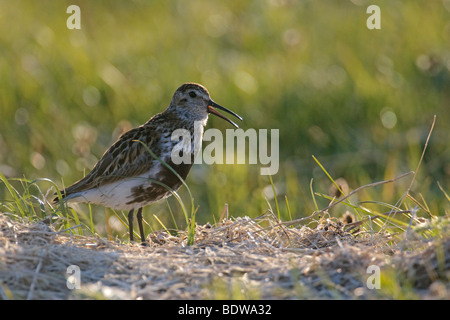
<box><xmin>189</xmin><ymin>91</ymin><xmax>197</xmax><ymax>98</ymax></box>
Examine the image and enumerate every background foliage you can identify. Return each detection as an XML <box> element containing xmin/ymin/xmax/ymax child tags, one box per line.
<box><xmin>0</xmin><ymin>0</ymin><xmax>448</xmax><ymax>238</ymax></box>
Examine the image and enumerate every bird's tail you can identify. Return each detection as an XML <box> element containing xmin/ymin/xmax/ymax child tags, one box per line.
<box><xmin>52</xmin><ymin>190</ymin><xmax>67</xmax><ymax>204</ymax></box>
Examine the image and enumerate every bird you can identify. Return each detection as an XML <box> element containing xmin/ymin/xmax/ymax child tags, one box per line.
<box><xmin>54</xmin><ymin>83</ymin><xmax>242</xmax><ymax>245</ymax></box>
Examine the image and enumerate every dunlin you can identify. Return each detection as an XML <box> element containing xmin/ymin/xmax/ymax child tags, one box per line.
<box><xmin>55</xmin><ymin>83</ymin><xmax>242</xmax><ymax>245</ymax></box>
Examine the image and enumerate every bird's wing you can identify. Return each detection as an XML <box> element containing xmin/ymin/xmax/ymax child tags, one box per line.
<box><xmin>61</xmin><ymin>125</ymin><xmax>158</xmax><ymax>197</ymax></box>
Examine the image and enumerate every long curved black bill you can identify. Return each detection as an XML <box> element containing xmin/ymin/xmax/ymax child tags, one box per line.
<box><xmin>207</xmin><ymin>100</ymin><xmax>243</xmax><ymax>128</ymax></box>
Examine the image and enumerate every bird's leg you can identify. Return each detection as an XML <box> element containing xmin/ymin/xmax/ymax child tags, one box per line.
<box><xmin>136</xmin><ymin>208</ymin><xmax>147</xmax><ymax>246</ymax></box>
<box><xmin>128</xmin><ymin>209</ymin><xmax>134</xmax><ymax>243</ymax></box>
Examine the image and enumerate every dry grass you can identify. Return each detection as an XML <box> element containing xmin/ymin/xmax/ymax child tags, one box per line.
<box><xmin>0</xmin><ymin>211</ymin><xmax>448</xmax><ymax>300</ymax></box>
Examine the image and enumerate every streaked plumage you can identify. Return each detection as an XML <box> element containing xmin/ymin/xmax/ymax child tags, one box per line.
<box><xmin>55</xmin><ymin>83</ymin><xmax>242</xmax><ymax>245</ymax></box>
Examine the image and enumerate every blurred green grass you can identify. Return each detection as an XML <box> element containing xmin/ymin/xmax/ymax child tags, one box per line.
<box><xmin>0</xmin><ymin>1</ymin><xmax>449</xmax><ymax>238</ymax></box>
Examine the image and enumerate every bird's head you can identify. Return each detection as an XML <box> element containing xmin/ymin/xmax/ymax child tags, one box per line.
<box><xmin>169</xmin><ymin>83</ymin><xmax>242</xmax><ymax>128</ymax></box>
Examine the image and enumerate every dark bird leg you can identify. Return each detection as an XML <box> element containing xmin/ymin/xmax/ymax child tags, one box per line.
<box><xmin>128</xmin><ymin>209</ymin><xmax>134</xmax><ymax>242</ymax></box>
<box><xmin>136</xmin><ymin>208</ymin><xmax>147</xmax><ymax>246</ymax></box>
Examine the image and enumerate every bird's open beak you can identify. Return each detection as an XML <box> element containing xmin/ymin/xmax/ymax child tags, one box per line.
<box><xmin>207</xmin><ymin>100</ymin><xmax>243</xmax><ymax>128</ymax></box>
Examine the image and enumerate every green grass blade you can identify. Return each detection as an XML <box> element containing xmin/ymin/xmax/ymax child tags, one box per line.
<box><xmin>437</xmin><ymin>181</ymin><xmax>449</xmax><ymax>202</ymax></box>
<box><xmin>285</xmin><ymin>195</ymin><xmax>292</xmax><ymax>221</ymax></box>
<box><xmin>312</xmin><ymin>155</ymin><xmax>345</xmax><ymax>197</ymax></box>
<box><xmin>153</xmin><ymin>214</ymin><xmax>169</xmax><ymax>232</ymax></box>
<box><xmin>310</xmin><ymin>178</ymin><xmax>319</xmax><ymax>212</ymax></box>
<box><xmin>88</xmin><ymin>203</ymin><xmax>95</xmax><ymax>235</ymax></box>
<box><xmin>268</xmin><ymin>174</ymin><xmax>280</xmax><ymax>220</ymax></box>
<box><xmin>0</xmin><ymin>172</ymin><xmax>27</xmax><ymax>217</ymax></box>
<box><xmin>166</xmin><ymin>199</ymin><xmax>178</xmax><ymax>231</ymax></box>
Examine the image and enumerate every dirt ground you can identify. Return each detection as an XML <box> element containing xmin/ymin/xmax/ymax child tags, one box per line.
<box><xmin>0</xmin><ymin>213</ymin><xmax>448</xmax><ymax>299</ymax></box>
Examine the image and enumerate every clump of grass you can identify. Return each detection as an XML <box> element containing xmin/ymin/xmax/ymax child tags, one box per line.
<box><xmin>0</xmin><ymin>171</ymin><xmax>83</xmax><ymax>234</ymax></box>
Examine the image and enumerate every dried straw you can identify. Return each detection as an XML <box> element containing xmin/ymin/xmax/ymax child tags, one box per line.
<box><xmin>0</xmin><ymin>213</ymin><xmax>448</xmax><ymax>299</ymax></box>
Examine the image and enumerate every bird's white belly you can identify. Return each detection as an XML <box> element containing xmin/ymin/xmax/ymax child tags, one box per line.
<box><xmin>65</xmin><ymin>165</ymin><xmax>169</xmax><ymax>211</ymax></box>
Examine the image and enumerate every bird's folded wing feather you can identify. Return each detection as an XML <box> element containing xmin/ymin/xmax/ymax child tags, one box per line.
<box><xmin>62</xmin><ymin>125</ymin><xmax>157</xmax><ymax>196</ymax></box>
